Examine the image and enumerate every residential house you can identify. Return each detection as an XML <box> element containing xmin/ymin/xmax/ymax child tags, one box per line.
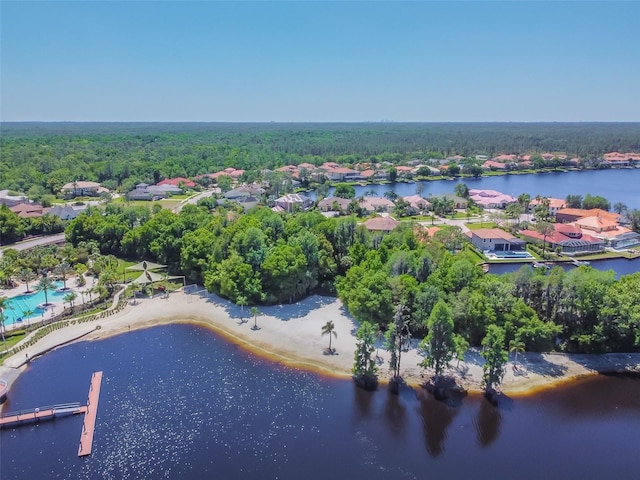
<box><xmin>157</xmin><ymin>177</ymin><xmax>196</xmax><ymax>189</ymax></box>
<box><xmin>224</xmin><ymin>185</ymin><xmax>265</xmax><ymax>200</ymax></box>
<box><xmin>555</xmin><ymin>208</ymin><xmax>620</xmax><ymax>224</ymax></box>
<box><xmin>274</xmin><ymin>193</ymin><xmax>313</xmax><ymax>212</ymax></box>
<box><xmin>468</xmin><ymin>189</ymin><xmax>516</xmax><ymax>209</ymax></box>
<box><xmin>321</xmin><ymin>166</ymin><xmax>362</xmax><ymax>182</ymax></box>
<box><xmin>61</xmin><ymin>181</ymin><xmax>106</xmax><ymax>198</ymax></box>
<box><xmin>482</xmin><ymin>160</ymin><xmax>507</xmax><ymax>171</ymax></box>
<box><xmin>466</xmin><ymin>228</ymin><xmax>526</xmax><ymax>252</ymax></box>
<box><xmin>49</xmin><ymin>204</ymin><xmax>88</xmax><ymax>220</ymax></box>
<box><xmin>402</xmin><ymin>195</ymin><xmax>430</xmax><ymax>213</ymax></box>
<box><xmin>0</xmin><ymin>190</ymin><xmax>29</xmax><ymax>207</ymax></box>
<box><xmin>318</xmin><ymin>196</ymin><xmax>351</xmax><ymax>213</ymax></box>
<box><xmin>528</xmin><ymin>197</ymin><xmax>567</xmax><ymax>219</ymax></box>
<box><xmin>603</xmin><ymin>152</ymin><xmax>640</xmax><ymax>167</ymax></box>
<box><xmin>520</xmin><ymin>224</ymin><xmax>605</xmax><ymax>255</ymax></box>
<box><xmin>360</xmin><ymin>196</ymin><xmax>395</xmax><ymax>213</ymax></box>
<box><xmin>127</xmin><ymin>183</ymin><xmax>181</xmax><ymax>201</ymax></box>
<box><xmin>9</xmin><ymin>203</ymin><xmax>44</xmax><ymax>218</ymax></box>
<box><xmin>429</xmin><ymin>194</ymin><xmax>468</xmax><ymax>209</ymax></box>
<box><xmin>363</xmin><ymin>216</ymin><xmax>400</xmax><ymax>233</ymax></box>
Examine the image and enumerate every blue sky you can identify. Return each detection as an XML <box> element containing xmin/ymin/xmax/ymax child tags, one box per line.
<box><xmin>1</xmin><ymin>1</ymin><xmax>639</xmax><ymax>122</ymax></box>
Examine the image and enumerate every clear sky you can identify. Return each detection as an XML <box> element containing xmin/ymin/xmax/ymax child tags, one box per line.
<box><xmin>1</xmin><ymin>1</ymin><xmax>639</xmax><ymax>122</ymax></box>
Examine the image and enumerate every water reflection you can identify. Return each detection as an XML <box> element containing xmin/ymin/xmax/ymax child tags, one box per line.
<box><xmin>474</xmin><ymin>397</ymin><xmax>502</xmax><ymax>448</ymax></box>
<box><xmin>353</xmin><ymin>383</ymin><xmax>375</xmax><ymax>419</ymax></box>
<box><xmin>383</xmin><ymin>390</ymin><xmax>407</xmax><ymax>438</ymax></box>
<box><xmin>416</xmin><ymin>389</ymin><xmax>459</xmax><ymax>457</ymax></box>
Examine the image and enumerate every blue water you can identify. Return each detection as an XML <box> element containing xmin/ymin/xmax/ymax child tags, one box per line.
<box><xmin>487</xmin><ymin>257</ymin><xmax>640</xmax><ymax>277</ymax></box>
<box><xmin>1</xmin><ymin>324</ymin><xmax>639</xmax><ymax>480</ymax></box>
<box><xmin>311</xmin><ymin>169</ymin><xmax>640</xmax><ymax>210</ymax></box>
<box><xmin>3</xmin><ymin>282</ymin><xmax>65</xmax><ymax>326</ymax></box>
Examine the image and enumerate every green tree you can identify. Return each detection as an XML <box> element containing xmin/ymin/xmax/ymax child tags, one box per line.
<box><xmin>250</xmin><ymin>306</ymin><xmax>259</xmax><ymax>330</ymax></box>
<box><xmin>420</xmin><ymin>300</ymin><xmax>456</xmax><ymax>378</ymax></box>
<box><xmin>321</xmin><ymin>320</ymin><xmax>337</xmax><ymax>352</ymax></box>
<box><xmin>454</xmin><ymin>183</ymin><xmax>469</xmax><ymax>198</ymax></box>
<box><xmin>535</xmin><ymin>221</ymin><xmax>554</xmax><ymax>256</ymax></box>
<box><xmin>384</xmin><ymin>305</ymin><xmax>409</xmax><ymax>382</ymax></box>
<box><xmin>334</xmin><ymin>183</ymin><xmax>356</xmax><ymax>199</ymax></box>
<box><xmin>217</xmin><ymin>175</ymin><xmax>233</xmax><ymax>193</ymax></box>
<box><xmin>582</xmin><ymin>194</ymin><xmax>610</xmax><ymax>211</ymax></box>
<box><xmin>613</xmin><ymin>202</ymin><xmax>627</xmax><ymax>215</ymax></box>
<box><xmin>17</xmin><ymin>268</ymin><xmax>37</xmax><ymax>293</ymax></box>
<box><xmin>388</xmin><ymin>167</ymin><xmax>398</xmax><ymax>182</ymax></box>
<box><xmin>509</xmin><ymin>339</ymin><xmax>525</xmax><ymax>369</ymax></box>
<box><xmin>481</xmin><ymin>325</ymin><xmax>508</xmax><ymax>393</ymax></box>
<box><xmin>54</xmin><ymin>262</ymin><xmax>75</xmax><ymax>290</ymax></box>
<box><xmin>36</xmin><ymin>276</ymin><xmax>56</xmax><ymax>306</ymax></box>
<box><xmin>565</xmin><ymin>194</ymin><xmax>583</xmax><ymax>209</ymax></box>
<box><xmin>352</xmin><ymin>321</ymin><xmax>378</xmax><ymax>390</ymax></box>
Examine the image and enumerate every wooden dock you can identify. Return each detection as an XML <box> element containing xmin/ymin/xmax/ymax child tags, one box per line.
<box><xmin>0</xmin><ymin>403</ymin><xmax>87</xmax><ymax>427</ymax></box>
<box><xmin>0</xmin><ymin>371</ymin><xmax>103</xmax><ymax>457</ymax></box>
<box><xmin>78</xmin><ymin>371</ymin><xmax>103</xmax><ymax>457</ymax></box>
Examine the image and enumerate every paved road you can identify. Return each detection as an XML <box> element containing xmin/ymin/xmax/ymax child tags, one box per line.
<box><xmin>173</xmin><ymin>189</ymin><xmax>219</xmax><ymax>213</ymax></box>
<box><xmin>0</xmin><ymin>233</ymin><xmax>66</xmax><ymax>258</ymax></box>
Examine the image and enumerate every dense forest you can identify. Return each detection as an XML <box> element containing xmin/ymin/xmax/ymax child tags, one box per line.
<box><xmin>1</xmin><ymin>122</ymin><xmax>639</xmax><ymax>196</ymax></box>
<box><xmin>8</xmin><ymin>203</ymin><xmax>628</xmax><ymax>355</ymax></box>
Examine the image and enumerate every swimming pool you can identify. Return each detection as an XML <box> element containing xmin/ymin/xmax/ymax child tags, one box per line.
<box><xmin>1</xmin><ymin>282</ymin><xmax>66</xmax><ymax>327</ymax></box>
<box><xmin>485</xmin><ymin>250</ymin><xmax>534</xmax><ymax>259</ymax></box>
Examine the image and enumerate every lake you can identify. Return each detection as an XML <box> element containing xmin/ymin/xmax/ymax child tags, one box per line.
<box><xmin>313</xmin><ymin>169</ymin><xmax>640</xmax><ymax>210</ymax></box>
<box><xmin>1</xmin><ymin>324</ymin><xmax>639</xmax><ymax>479</ymax></box>
<box><xmin>488</xmin><ymin>257</ymin><xmax>640</xmax><ymax>277</ymax></box>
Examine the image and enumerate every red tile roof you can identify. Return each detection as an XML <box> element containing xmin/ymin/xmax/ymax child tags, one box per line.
<box><xmin>157</xmin><ymin>177</ymin><xmax>196</xmax><ymax>188</ymax></box>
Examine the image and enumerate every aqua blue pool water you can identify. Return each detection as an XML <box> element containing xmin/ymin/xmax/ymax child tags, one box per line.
<box><xmin>490</xmin><ymin>251</ymin><xmax>533</xmax><ymax>258</ymax></box>
<box><xmin>2</xmin><ymin>282</ymin><xmax>66</xmax><ymax>326</ymax></box>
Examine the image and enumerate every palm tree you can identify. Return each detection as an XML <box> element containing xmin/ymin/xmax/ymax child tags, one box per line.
<box><xmin>509</xmin><ymin>339</ymin><xmax>526</xmax><ymax>370</ymax></box>
<box><xmin>0</xmin><ymin>295</ymin><xmax>9</xmax><ymax>350</ymax></box>
<box><xmin>37</xmin><ymin>276</ymin><xmax>56</xmax><ymax>306</ymax></box>
<box><xmin>54</xmin><ymin>262</ymin><xmax>74</xmax><ymax>290</ymax></box>
<box><xmin>17</xmin><ymin>268</ymin><xmax>37</xmax><ymax>294</ymax></box>
<box><xmin>22</xmin><ymin>308</ymin><xmax>34</xmax><ymax>327</ymax></box>
<box><xmin>321</xmin><ymin>320</ymin><xmax>338</xmax><ymax>353</ymax></box>
<box><xmin>237</xmin><ymin>295</ymin><xmax>248</xmax><ymax>321</ymax></box>
<box><xmin>64</xmin><ymin>292</ymin><xmax>78</xmax><ymax>309</ymax></box>
<box><xmin>250</xmin><ymin>306</ymin><xmax>259</xmax><ymax>330</ymax></box>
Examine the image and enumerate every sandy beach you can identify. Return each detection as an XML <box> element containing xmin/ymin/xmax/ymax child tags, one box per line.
<box><xmin>1</xmin><ymin>286</ymin><xmax>639</xmax><ymax>406</ymax></box>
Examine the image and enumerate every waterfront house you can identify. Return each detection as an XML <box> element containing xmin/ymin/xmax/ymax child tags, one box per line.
<box><xmin>318</xmin><ymin>196</ymin><xmax>351</xmax><ymax>213</ymax></box>
<box><xmin>360</xmin><ymin>196</ymin><xmax>395</xmax><ymax>213</ymax></box>
<box><xmin>529</xmin><ymin>197</ymin><xmax>567</xmax><ymax>219</ymax></box>
<box><xmin>555</xmin><ymin>208</ymin><xmax>620</xmax><ymax>224</ymax></box>
<box><xmin>482</xmin><ymin>160</ymin><xmax>508</xmax><ymax>171</ymax></box>
<box><xmin>466</xmin><ymin>228</ymin><xmax>526</xmax><ymax>252</ymax></box>
<box><xmin>468</xmin><ymin>189</ymin><xmax>517</xmax><ymax>209</ymax></box>
<box><xmin>520</xmin><ymin>224</ymin><xmax>605</xmax><ymax>255</ymax></box>
<box><xmin>403</xmin><ymin>195</ymin><xmax>431</xmax><ymax>214</ymax></box>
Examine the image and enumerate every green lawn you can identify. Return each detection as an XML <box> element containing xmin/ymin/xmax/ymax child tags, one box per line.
<box><xmin>0</xmin><ymin>330</ymin><xmax>27</xmax><ymax>356</ymax></box>
<box><xmin>466</xmin><ymin>222</ymin><xmax>498</xmax><ymax>230</ymax></box>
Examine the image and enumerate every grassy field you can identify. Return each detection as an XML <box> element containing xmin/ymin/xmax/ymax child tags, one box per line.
<box><xmin>466</xmin><ymin>221</ymin><xmax>499</xmax><ymax>230</ymax></box>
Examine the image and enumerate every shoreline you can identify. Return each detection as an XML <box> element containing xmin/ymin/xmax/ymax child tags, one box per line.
<box><xmin>1</xmin><ymin>288</ymin><xmax>639</xmax><ymax>408</ymax></box>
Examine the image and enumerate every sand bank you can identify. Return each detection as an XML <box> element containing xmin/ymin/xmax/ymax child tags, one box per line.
<box><xmin>1</xmin><ymin>287</ymin><xmax>639</xmax><ymax>405</ymax></box>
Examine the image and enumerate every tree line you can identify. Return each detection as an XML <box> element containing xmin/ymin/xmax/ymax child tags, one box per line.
<box><xmin>55</xmin><ymin>203</ymin><xmax>640</xmax><ymax>357</ymax></box>
<box><xmin>2</xmin><ymin>122</ymin><xmax>639</xmax><ymax>200</ymax></box>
